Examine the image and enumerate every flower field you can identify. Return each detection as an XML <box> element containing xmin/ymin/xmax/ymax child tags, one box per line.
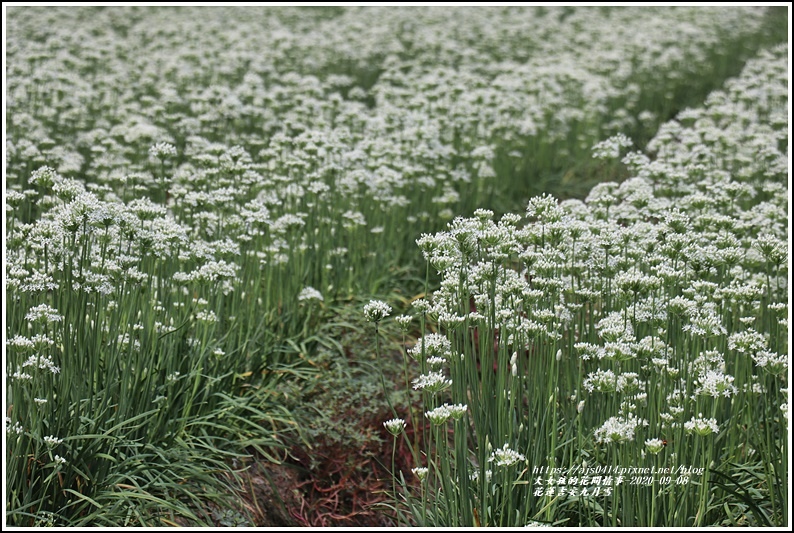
<box><xmin>4</xmin><ymin>6</ymin><xmax>789</xmax><ymax>527</ymax></box>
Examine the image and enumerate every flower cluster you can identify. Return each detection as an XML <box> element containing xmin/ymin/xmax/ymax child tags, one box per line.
<box><xmin>24</xmin><ymin>304</ymin><xmax>63</xmax><ymax>324</ymax></box>
<box><xmin>412</xmin><ymin>467</ymin><xmax>429</xmax><ymax>481</ymax></box>
<box><xmin>594</xmin><ymin>415</ymin><xmax>648</xmax><ymax>444</ymax></box>
<box><xmin>412</xmin><ymin>371</ymin><xmax>452</xmax><ymax>393</ymax></box>
<box><xmin>488</xmin><ymin>444</ymin><xmax>526</xmax><ymax>467</ymax></box>
<box><xmin>645</xmin><ymin>438</ymin><xmax>666</xmax><ymax>454</ymax></box>
<box><xmin>684</xmin><ymin>415</ymin><xmax>720</xmax><ymax>436</ymax></box>
<box><xmin>425</xmin><ymin>403</ymin><xmax>467</xmax><ymax>425</ymax></box>
<box><xmin>383</xmin><ymin>418</ymin><xmax>406</xmax><ymax>436</ymax></box>
<box><xmin>43</xmin><ymin>435</ymin><xmax>63</xmax><ymax>446</ymax></box>
<box><xmin>363</xmin><ymin>300</ymin><xmax>392</xmax><ymax>323</ymax></box>
<box><xmin>298</xmin><ymin>286</ymin><xmax>324</xmax><ymax>302</ymax></box>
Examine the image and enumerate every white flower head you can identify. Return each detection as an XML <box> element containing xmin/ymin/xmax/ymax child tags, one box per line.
<box><xmin>645</xmin><ymin>438</ymin><xmax>666</xmax><ymax>454</ymax></box>
<box><xmin>149</xmin><ymin>142</ymin><xmax>177</xmax><ymax>160</ymax></box>
<box><xmin>425</xmin><ymin>405</ymin><xmax>452</xmax><ymax>425</ymax></box>
<box><xmin>594</xmin><ymin>414</ymin><xmax>647</xmax><ymax>444</ymax></box>
<box><xmin>395</xmin><ymin>314</ymin><xmax>413</xmax><ymax>329</ymax></box>
<box><xmin>694</xmin><ymin>370</ymin><xmax>737</xmax><ymax>398</ymax></box>
<box><xmin>5</xmin><ymin>418</ymin><xmax>23</xmax><ymax>435</ymax></box>
<box><xmin>43</xmin><ymin>435</ymin><xmax>63</xmax><ymax>447</ymax></box>
<box><xmin>488</xmin><ymin>443</ymin><xmax>526</xmax><ymax>467</ymax></box>
<box><xmin>298</xmin><ymin>286</ymin><xmax>324</xmax><ymax>302</ymax></box>
<box><xmin>25</xmin><ymin>304</ymin><xmax>63</xmax><ymax>324</ymax></box>
<box><xmin>592</xmin><ymin>133</ymin><xmax>633</xmax><ymax>160</ymax></box>
<box><xmin>412</xmin><ymin>371</ymin><xmax>452</xmax><ymax>393</ymax></box>
<box><xmin>363</xmin><ymin>300</ymin><xmax>392</xmax><ymax>323</ymax></box>
<box><xmin>684</xmin><ymin>414</ymin><xmax>719</xmax><ymax>436</ymax></box>
<box><xmin>447</xmin><ymin>403</ymin><xmax>468</xmax><ymax>420</ymax></box>
<box><xmin>409</xmin><ymin>333</ymin><xmax>452</xmax><ymax>360</ymax></box>
<box><xmin>412</xmin><ymin>467</ymin><xmax>429</xmax><ymax>481</ymax></box>
<box><xmin>383</xmin><ymin>418</ymin><xmax>406</xmax><ymax>436</ymax></box>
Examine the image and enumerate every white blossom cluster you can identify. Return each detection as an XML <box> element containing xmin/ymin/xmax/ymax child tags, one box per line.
<box><xmin>413</xmin><ymin>44</ymin><xmax>787</xmax><ymax>460</ymax></box>
<box><xmin>412</xmin><ymin>371</ymin><xmax>452</xmax><ymax>393</ymax></box>
<box><xmin>383</xmin><ymin>418</ymin><xmax>406</xmax><ymax>436</ymax></box>
<box><xmin>645</xmin><ymin>438</ymin><xmax>666</xmax><ymax>454</ymax></box>
<box><xmin>684</xmin><ymin>414</ymin><xmax>720</xmax><ymax>436</ymax></box>
<box><xmin>298</xmin><ymin>286</ymin><xmax>324</xmax><ymax>302</ymax></box>
<box><xmin>363</xmin><ymin>300</ymin><xmax>392</xmax><ymax>323</ymax></box>
<box><xmin>594</xmin><ymin>415</ymin><xmax>648</xmax><ymax>444</ymax></box>
<box><xmin>488</xmin><ymin>443</ymin><xmax>526</xmax><ymax>467</ymax></box>
<box><xmin>43</xmin><ymin>435</ymin><xmax>63</xmax><ymax>446</ymax></box>
<box><xmin>425</xmin><ymin>403</ymin><xmax>467</xmax><ymax>425</ymax></box>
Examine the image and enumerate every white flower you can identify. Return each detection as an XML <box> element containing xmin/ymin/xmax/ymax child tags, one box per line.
<box><xmin>488</xmin><ymin>443</ymin><xmax>526</xmax><ymax>467</ymax></box>
<box><xmin>412</xmin><ymin>371</ymin><xmax>452</xmax><ymax>393</ymax></box>
<box><xmin>383</xmin><ymin>418</ymin><xmax>406</xmax><ymax>436</ymax></box>
<box><xmin>195</xmin><ymin>309</ymin><xmax>217</xmax><ymax>323</ymax></box>
<box><xmin>645</xmin><ymin>438</ymin><xmax>666</xmax><ymax>454</ymax></box>
<box><xmin>412</xmin><ymin>467</ymin><xmax>429</xmax><ymax>481</ymax></box>
<box><xmin>425</xmin><ymin>405</ymin><xmax>452</xmax><ymax>425</ymax></box>
<box><xmin>425</xmin><ymin>403</ymin><xmax>467</xmax><ymax>425</ymax></box>
<box><xmin>5</xmin><ymin>418</ymin><xmax>23</xmax><ymax>435</ymax></box>
<box><xmin>592</xmin><ymin>134</ymin><xmax>634</xmax><ymax>160</ymax></box>
<box><xmin>411</xmin><ymin>298</ymin><xmax>431</xmax><ymax>314</ymax></box>
<box><xmin>596</xmin><ymin>312</ymin><xmax>634</xmax><ymax>343</ymax></box>
<box><xmin>409</xmin><ymin>333</ymin><xmax>452</xmax><ymax>360</ymax></box>
<box><xmin>584</xmin><ymin>369</ymin><xmax>617</xmax><ymax>393</ymax></box>
<box><xmin>25</xmin><ymin>304</ymin><xmax>63</xmax><ymax>324</ymax></box>
<box><xmin>21</xmin><ymin>354</ymin><xmax>60</xmax><ymax>374</ymax></box>
<box><xmin>149</xmin><ymin>142</ymin><xmax>177</xmax><ymax>159</ymax></box>
<box><xmin>7</xmin><ymin>335</ymin><xmax>36</xmax><ymax>350</ymax></box>
<box><xmin>426</xmin><ymin>356</ymin><xmax>446</xmax><ymax>368</ymax></box>
<box><xmin>363</xmin><ymin>300</ymin><xmax>392</xmax><ymax>323</ymax></box>
<box><xmin>447</xmin><ymin>403</ymin><xmax>468</xmax><ymax>420</ymax></box>
<box><xmin>298</xmin><ymin>286</ymin><xmax>324</xmax><ymax>302</ymax></box>
<box><xmin>616</xmin><ymin>372</ymin><xmax>644</xmax><ymax>393</ymax></box>
<box><xmin>11</xmin><ymin>370</ymin><xmax>33</xmax><ymax>381</ymax></box>
<box><xmin>728</xmin><ymin>330</ymin><xmax>766</xmax><ymax>353</ymax></box>
<box><xmin>751</xmin><ymin>350</ymin><xmax>787</xmax><ymax>374</ymax></box>
<box><xmin>684</xmin><ymin>414</ymin><xmax>719</xmax><ymax>436</ymax></box>
<box><xmin>342</xmin><ymin>210</ymin><xmax>366</xmax><ymax>229</ymax></box>
<box><xmin>395</xmin><ymin>314</ymin><xmax>413</xmax><ymax>329</ymax></box>
<box><xmin>44</xmin><ymin>435</ymin><xmax>63</xmax><ymax>446</ymax></box>
<box><xmin>594</xmin><ymin>414</ymin><xmax>647</xmax><ymax>444</ymax></box>
<box><xmin>469</xmin><ymin>468</ymin><xmax>493</xmax><ymax>483</ymax></box>
<box><xmin>694</xmin><ymin>370</ymin><xmax>737</xmax><ymax>398</ymax></box>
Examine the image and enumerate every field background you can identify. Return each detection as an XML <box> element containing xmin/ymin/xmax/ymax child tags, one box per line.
<box><xmin>4</xmin><ymin>6</ymin><xmax>790</xmax><ymax>527</ymax></box>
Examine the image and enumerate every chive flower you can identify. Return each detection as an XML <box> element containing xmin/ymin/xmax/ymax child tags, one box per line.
<box><xmin>383</xmin><ymin>418</ymin><xmax>406</xmax><ymax>436</ymax></box>
<box><xmin>363</xmin><ymin>300</ymin><xmax>392</xmax><ymax>323</ymax></box>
